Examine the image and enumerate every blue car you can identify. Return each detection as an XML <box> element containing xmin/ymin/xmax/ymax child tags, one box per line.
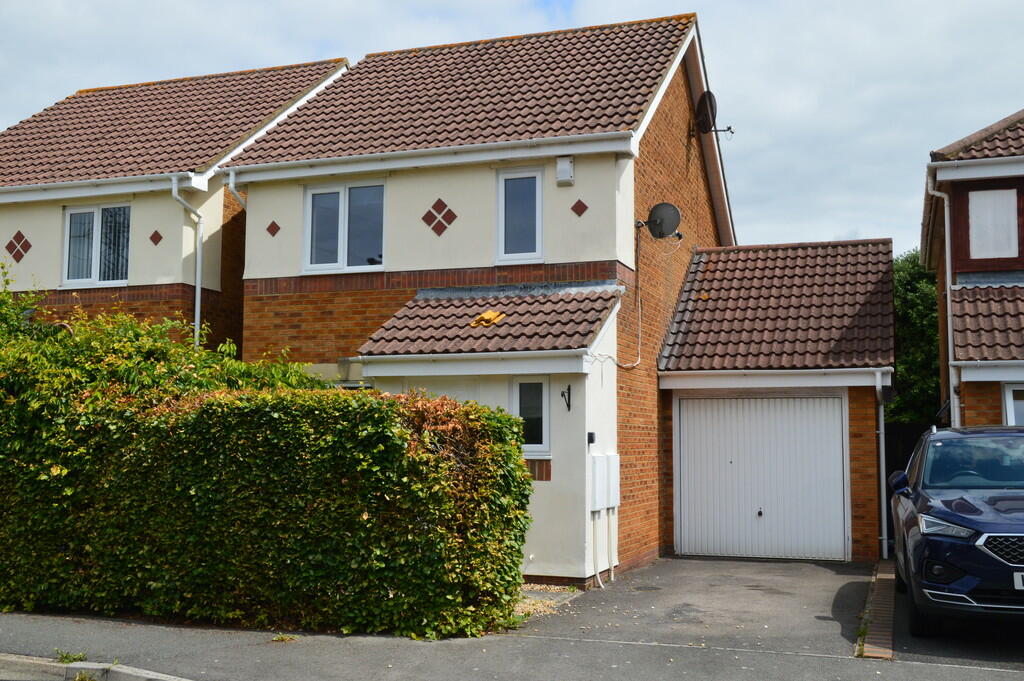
<box><xmin>889</xmin><ymin>426</ymin><xmax>1024</xmax><ymax>636</ymax></box>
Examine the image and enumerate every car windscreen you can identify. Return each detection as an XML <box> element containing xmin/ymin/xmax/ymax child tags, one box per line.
<box><xmin>923</xmin><ymin>436</ymin><xmax>1024</xmax><ymax>489</ymax></box>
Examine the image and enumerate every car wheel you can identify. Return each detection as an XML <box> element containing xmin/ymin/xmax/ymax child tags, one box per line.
<box><xmin>894</xmin><ymin>558</ymin><xmax>908</xmax><ymax>594</ymax></box>
<box><xmin>905</xmin><ymin>590</ymin><xmax>940</xmax><ymax>637</ymax></box>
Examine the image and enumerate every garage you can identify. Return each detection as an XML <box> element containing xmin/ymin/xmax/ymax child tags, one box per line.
<box><xmin>658</xmin><ymin>240</ymin><xmax>896</xmax><ymax>562</ymax></box>
<box><xmin>676</xmin><ymin>395</ymin><xmax>848</xmax><ymax>560</ymax></box>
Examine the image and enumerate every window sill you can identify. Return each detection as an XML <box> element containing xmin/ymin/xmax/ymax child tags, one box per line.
<box><xmin>302</xmin><ymin>265</ymin><xmax>385</xmax><ymax>276</ymax></box>
<box><xmin>496</xmin><ymin>255</ymin><xmax>544</xmax><ymax>266</ymax></box>
<box><xmin>523</xmin><ymin>453</ymin><xmax>551</xmax><ymax>460</ymax></box>
<box><xmin>58</xmin><ymin>280</ymin><xmax>129</xmax><ymax>290</ymax></box>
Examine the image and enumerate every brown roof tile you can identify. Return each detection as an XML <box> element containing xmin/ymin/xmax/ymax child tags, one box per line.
<box><xmin>358</xmin><ymin>286</ymin><xmax>620</xmax><ymax>356</ymax></box>
<box><xmin>931</xmin><ymin>107</ymin><xmax>1024</xmax><ymax>162</ymax></box>
<box><xmin>659</xmin><ymin>240</ymin><xmax>895</xmax><ymax>371</ymax></box>
<box><xmin>951</xmin><ymin>285</ymin><xmax>1024</xmax><ymax>361</ymax></box>
<box><xmin>0</xmin><ymin>59</ymin><xmax>346</xmax><ymax>188</ymax></box>
<box><xmin>228</xmin><ymin>15</ymin><xmax>694</xmax><ymax>167</ymax></box>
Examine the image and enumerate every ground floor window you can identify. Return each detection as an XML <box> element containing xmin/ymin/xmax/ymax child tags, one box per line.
<box><xmin>1002</xmin><ymin>383</ymin><xmax>1024</xmax><ymax>425</ymax></box>
<box><xmin>512</xmin><ymin>376</ymin><xmax>549</xmax><ymax>456</ymax></box>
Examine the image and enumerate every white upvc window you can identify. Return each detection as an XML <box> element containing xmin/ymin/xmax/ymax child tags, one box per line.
<box><xmin>304</xmin><ymin>180</ymin><xmax>385</xmax><ymax>272</ymax></box>
<box><xmin>968</xmin><ymin>189</ymin><xmax>1018</xmax><ymax>259</ymax></box>
<box><xmin>512</xmin><ymin>376</ymin><xmax>550</xmax><ymax>457</ymax></box>
<box><xmin>63</xmin><ymin>204</ymin><xmax>130</xmax><ymax>286</ymax></box>
<box><xmin>1002</xmin><ymin>384</ymin><xmax>1024</xmax><ymax>425</ymax></box>
<box><xmin>497</xmin><ymin>168</ymin><xmax>543</xmax><ymax>263</ymax></box>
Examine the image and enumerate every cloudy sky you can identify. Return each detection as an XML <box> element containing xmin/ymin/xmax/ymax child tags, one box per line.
<box><xmin>1</xmin><ymin>0</ymin><xmax>1021</xmax><ymax>255</ymax></box>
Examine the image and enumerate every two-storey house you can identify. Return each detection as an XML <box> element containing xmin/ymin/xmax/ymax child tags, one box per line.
<box><xmin>924</xmin><ymin>109</ymin><xmax>1024</xmax><ymax>427</ymax></box>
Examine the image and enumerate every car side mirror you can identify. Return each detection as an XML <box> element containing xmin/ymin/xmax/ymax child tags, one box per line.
<box><xmin>888</xmin><ymin>470</ymin><xmax>911</xmax><ymax>497</ymax></box>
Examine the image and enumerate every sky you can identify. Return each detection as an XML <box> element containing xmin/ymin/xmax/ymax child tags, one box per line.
<box><xmin>2</xmin><ymin>0</ymin><xmax>1022</xmax><ymax>256</ymax></box>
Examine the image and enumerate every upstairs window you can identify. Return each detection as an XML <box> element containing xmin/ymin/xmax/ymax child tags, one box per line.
<box><xmin>498</xmin><ymin>169</ymin><xmax>542</xmax><ymax>262</ymax></box>
<box><xmin>64</xmin><ymin>205</ymin><xmax>130</xmax><ymax>285</ymax></box>
<box><xmin>306</xmin><ymin>182</ymin><xmax>384</xmax><ymax>271</ymax></box>
<box><xmin>969</xmin><ymin>189</ymin><xmax>1018</xmax><ymax>259</ymax></box>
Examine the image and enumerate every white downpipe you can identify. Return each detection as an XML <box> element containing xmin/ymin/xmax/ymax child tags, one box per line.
<box><xmin>926</xmin><ymin>170</ymin><xmax>960</xmax><ymax>426</ymax></box>
<box><xmin>607</xmin><ymin>507</ymin><xmax>616</xmax><ymax>582</ymax></box>
<box><xmin>227</xmin><ymin>170</ymin><xmax>246</xmax><ymax>210</ymax></box>
<box><xmin>171</xmin><ymin>176</ymin><xmax>204</xmax><ymax>347</ymax></box>
<box><xmin>592</xmin><ymin>512</ymin><xmax>604</xmax><ymax>589</ymax></box>
<box><xmin>875</xmin><ymin>370</ymin><xmax>889</xmax><ymax>560</ymax></box>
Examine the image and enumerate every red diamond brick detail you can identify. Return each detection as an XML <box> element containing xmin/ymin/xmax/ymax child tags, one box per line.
<box><xmin>266</xmin><ymin>221</ymin><xmax>281</xmax><ymax>237</ymax></box>
<box><xmin>5</xmin><ymin>240</ymin><xmax>16</xmax><ymax>256</ymax></box>
<box><xmin>431</xmin><ymin>220</ymin><xmax>448</xmax><ymax>236</ymax></box>
<box><xmin>421</xmin><ymin>210</ymin><xmax>436</xmax><ymax>226</ymax></box>
<box><xmin>149</xmin><ymin>230</ymin><xmax>163</xmax><ymax>246</ymax></box>
<box><xmin>11</xmin><ymin>249</ymin><xmax>23</xmax><ymax>263</ymax></box>
<box><xmin>20</xmin><ymin>238</ymin><xmax>31</xmax><ymax>252</ymax></box>
<box><xmin>5</xmin><ymin>231</ymin><xmax>31</xmax><ymax>262</ymax></box>
<box><xmin>441</xmin><ymin>208</ymin><xmax>457</xmax><ymax>224</ymax></box>
<box><xmin>571</xmin><ymin>199</ymin><xmax>588</xmax><ymax>216</ymax></box>
<box><xmin>13</xmin><ymin>230</ymin><xmax>25</xmax><ymax>244</ymax></box>
<box><xmin>431</xmin><ymin>198</ymin><xmax>447</xmax><ymax>213</ymax></box>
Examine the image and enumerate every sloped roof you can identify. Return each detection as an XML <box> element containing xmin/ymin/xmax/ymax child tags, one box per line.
<box><xmin>358</xmin><ymin>286</ymin><xmax>620</xmax><ymax>357</ymax></box>
<box><xmin>659</xmin><ymin>240</ymin><xmax>894</xmax><ymax>372</ymax></box>
<box><xmin>931</xmin><ymin>107</ymin><xmax>1024</xmax><ymax>162</ymax></box>
<box><xmin>228</xmin><ymin>14</ymin><xmax>694</xmax><ymax>168</ymax></box>
<box><xmin>951</xmin><ymin>286</ymin><xmax>1024</xmax><ymax>361</ymax></box>
<box><xmin>0</xmin><ymin>59</ymin><xmax>346</xmax><ymax>188</ymax></box>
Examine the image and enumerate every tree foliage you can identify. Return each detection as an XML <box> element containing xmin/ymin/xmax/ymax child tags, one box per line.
<box><xmin>888</xmin><ymin>249</ymin><xmax>941</xmax><ymax>424</ymax></box>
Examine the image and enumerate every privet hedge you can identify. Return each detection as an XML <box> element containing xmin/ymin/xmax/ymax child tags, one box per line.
<box><xmin>0</xmin><ymin>276</ymin><xmax>532</xmax><ymax>637</ymax></box>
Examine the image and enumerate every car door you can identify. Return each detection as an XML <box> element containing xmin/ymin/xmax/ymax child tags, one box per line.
<box><xmin>893</xmin><ymin>434</ymin><xmax>927</xmax><ymax>572</ymax></box>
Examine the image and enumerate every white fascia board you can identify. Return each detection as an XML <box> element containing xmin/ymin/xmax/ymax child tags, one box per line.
<box><xmin>933</xmin><ymin>157</ymin><xmax>1024</xmax><ymax>182</ymax></box>
<box><xmin>227</xmin><ymin>132</ymin><xmax>634</xmax><ymax>184</ymax></box>
<box><xmin>658</xmin><ymin>368</ymin><xmax>893</xmax><ymax>390</ymax></box>
<box><xmin>632</xmin><ymin>27</ymin><xmax>695</xmax><ymax>144</ymax></box>
<box><xmin>0</xmin><ymin>172</ymin><xmax>200</xmax><ymax>205</ymax></box>
<box><xmin>200</xmin><ymin>62</ymin><xmax>350</xmax><ymax>182</ymax></box>
<box><xmin>360</xmin><ymin>349</ymin><xmax>589</xmax><ymax>377</ymax></box>
<box><xmin>956</xmin><ymin>362</ymin><xmax>1024</xmax><ymax>382</ymax></box>
<box><xmin>679</xmin><ymin>26</ymin><xmax>735</xmax><ymax>247</ymax></box>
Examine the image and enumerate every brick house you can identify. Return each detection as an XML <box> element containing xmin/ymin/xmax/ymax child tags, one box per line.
<box><xmin>0</xmin><ymin>59</ymin><xmax>349</xmax><ymax>349</ymax></box>
<box><xmin>0</xmin><ymin>13</ymin><xmax>894</xmax><ymax>581</ymax></box>
<box><xmin>923</xmin><ymin>109</ymin><xmax>1024</xmax><ymax>427</ymax></box>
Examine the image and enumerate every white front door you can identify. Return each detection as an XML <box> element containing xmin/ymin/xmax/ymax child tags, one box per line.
<box><xmin>677</xmin><ymin>396</ymin><xmax>848</xmax><ymax>560</ymax></box>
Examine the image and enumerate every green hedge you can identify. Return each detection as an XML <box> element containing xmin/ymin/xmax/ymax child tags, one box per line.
<box><xmin>0</xmin><ymin>280</ymin><xmax>532</xmax><ymax>637</ymax></box>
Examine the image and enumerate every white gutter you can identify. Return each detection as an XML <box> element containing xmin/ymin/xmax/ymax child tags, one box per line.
<box><xmin>227</xmin><ymin>170</ymin><xmax>246</xmax><ymax>210</ymax></box>
<box><xmin>0</xmin><ymin>171</ymin><xmax>202</xmax><ymax>205</ymax></box>
<box><xmin>927</xmin><ymin>169</ymin><xmax>960</xmax><ymax>427</ymax></box>
<box><xmin>951</xmin><ymin>360</ymin><xmax>1024</xmax><ymax>367</ymax></box>
<box><xmin>225</xmin><ymin>131</ymin><xmax>635</xmax><ymax>183</ymax></box>
<box><xmin>875</xmin><ymin>369</ymin><xmax>889</xmax><ymax>560</ymax></box>
<box><xmin>359</xmin><ymin>348</ymin><xmax>587</xmax><ymax>363</ymax></box>
<box><xmin>171</xmin><ymin>176</ymin><xmax>204</xmax><ymax>347</ymax></box>
<box><xmin>929</xmin><ymin>155</ymin><xmax>1024</xmax><ymax>182</ymax></box>
<box><xmin>658</xmin><ymin>367</ymin><xmax>894</xmax><ymax>377</ymax></box>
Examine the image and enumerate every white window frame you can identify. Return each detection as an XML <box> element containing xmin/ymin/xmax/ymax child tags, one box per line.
<box><xmin>61</xmin><ymin>203</ymin><xmax>130</xmax><ymax>288</ymax></box>
<box><xmin>511</xmin><ymin>376</ymin><xmax>550</xmax><ymax>457</ymax></box>
<box><xmin>1001</xmin><ymin>383</ymin><xmax>1024</xmax><ymax>425</ymax></box>
<box><xmin>303</xmin><ymin>179</ymin><xmax>386</xmax><ymax>274</ymax></box>
<box><xmin>968</xmin><ymin>189</ymin><xmax>1019</xmax><ymax>260</ymax></box>
<box><xmin>496</xmin><ymin>168</ymin><xmax>543</xmax><ymax>264</ymax></box>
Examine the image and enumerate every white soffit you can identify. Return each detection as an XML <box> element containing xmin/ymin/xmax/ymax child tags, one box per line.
<box><xmin>934</xmin><ymin>157</ymin><xmax>1024</xmax><ymax>182</ymax></box>
<box><xmin>659</xmin><ymin>368</ymin><xmax>893</xmax><ymax>390</ymax></box>
<box><xmin>360</xmin><ymin>350</ymin><xmax>590</xmax><ymax>377</ymax></box>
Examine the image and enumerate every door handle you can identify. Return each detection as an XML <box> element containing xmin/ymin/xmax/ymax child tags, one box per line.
<box><xmin>757</xmin><ymin>508</ymin><xmax>763</xmax><ymax>518</ymax></box>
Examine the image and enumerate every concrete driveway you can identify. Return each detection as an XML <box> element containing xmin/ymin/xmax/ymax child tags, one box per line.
<box><xmin>1</xmin><ymin>558</ymin><xmax>1019</xmax><ymax>681</ymax></box>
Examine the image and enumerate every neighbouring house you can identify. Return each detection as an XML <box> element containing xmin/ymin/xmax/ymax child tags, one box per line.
<box><xmin>0</xmin><ymin>12</ymin><xmax>895</xmax><ymax>583</ymax></box>
<box><xmin>0</xmin><ymin>58</ymin><xmax>349</xmax><ymax>348</ymax></box>
<box><xmin>658</xmin><ymin>241</ymin><xmax>894</xmax><ymax>561</ymax></box>
<box><xmin>923</xmin><ymin>109</ymin><xmax>1024</xmax><ymax>427</ymax></box>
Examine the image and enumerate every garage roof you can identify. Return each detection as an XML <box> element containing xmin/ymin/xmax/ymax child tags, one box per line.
<box><xmin>659</xmin><ymin>239</ymin><xmax>894</xmax><ymax>372</ymax></box>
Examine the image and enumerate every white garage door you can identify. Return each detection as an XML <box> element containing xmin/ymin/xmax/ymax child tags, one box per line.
<box><xmin>677</xmin><ymin>396</ymin><xmax>848</xmax><ymax>560</ymax></box>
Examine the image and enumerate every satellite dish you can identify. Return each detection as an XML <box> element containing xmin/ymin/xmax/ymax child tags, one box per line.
<box><xmin>695</xmin><ymin>91</ymin><xmax>718</xmax><ymax>135</ymax></box>
<box><xmin>638</xmin><ymin>202</ymin><xmax>681</xmax><ymax>239</ymax></box>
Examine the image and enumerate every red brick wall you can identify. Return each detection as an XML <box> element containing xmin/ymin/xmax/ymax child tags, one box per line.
<box><xmin>960</xmin><ymin>381</ymin><xmax>1003</xmax><ymax>426</ymax></box>
<box><xmin>849</xmin><ymin>386</ymin><xmax>881</xmax><ymax>561</ymax></box>
<box><xmin>617</xmin><ymin>63</ymin><xmax>721</xmax><ymax>571</ymax></box>
<box><xmin>241</xmin><ymin>260</ymin><xmax>628</xmax><ymax>363</ymax></box>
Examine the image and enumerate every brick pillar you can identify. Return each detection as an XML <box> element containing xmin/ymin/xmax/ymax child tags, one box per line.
<box><xmin>960</xmin><ymin>381</ymin><xmax>1003</xmax><ymax>426</ymax></box>
<box><xmin>848</xmin><ymin>386</ymin><xmax>880</xmax><ymax>562</ymax></box>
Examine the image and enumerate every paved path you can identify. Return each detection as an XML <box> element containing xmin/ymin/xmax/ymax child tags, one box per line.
<box><xmin>0</xmin><ymin>558</ymin><xmax>1019</xmax><ymax>680</ymax></box>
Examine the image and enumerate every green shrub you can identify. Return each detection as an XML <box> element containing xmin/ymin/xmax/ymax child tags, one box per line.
<box><xmin>0</xmin><ymin>279</ymin><xmax>531</xmax><ymax>637</ymax></box>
